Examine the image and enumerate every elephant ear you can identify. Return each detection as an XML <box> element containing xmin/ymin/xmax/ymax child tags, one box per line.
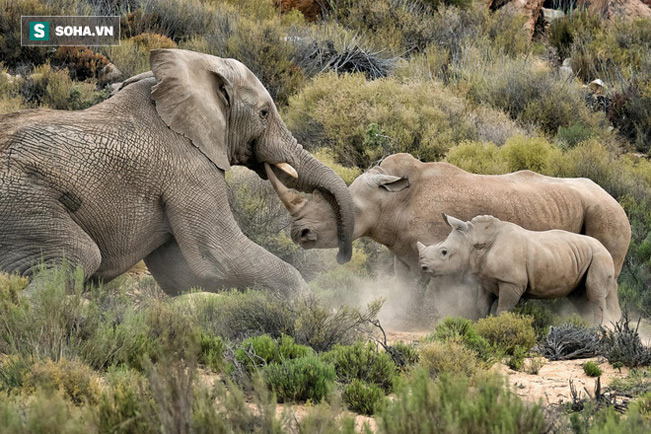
<box><xmin>150</xmin><ymin>49</ymin><xmax>234</xmax><ymax>171</ymax></box>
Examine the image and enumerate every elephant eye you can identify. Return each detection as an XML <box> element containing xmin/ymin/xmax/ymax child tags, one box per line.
<box><xmin>260</xmin><ymin>109</ymin><xmax>269</xmax><ymax>119</ymax></box>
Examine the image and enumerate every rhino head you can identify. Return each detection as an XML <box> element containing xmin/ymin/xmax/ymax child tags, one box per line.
<box><xmin>417</xmin><ymin>214</ymin><xmax>474</xmax><ymax>277</ymax></box>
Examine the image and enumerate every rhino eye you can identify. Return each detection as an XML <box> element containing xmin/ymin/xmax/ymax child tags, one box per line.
<box><xmin>441</xmin><ymin>249</ymin><xmax>448</xmax><ymax>257</ymax></box>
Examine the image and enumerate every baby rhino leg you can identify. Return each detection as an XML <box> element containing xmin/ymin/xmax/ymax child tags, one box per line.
<box><xmin>496</xmin><ymin>282</ymin><xmax>524</xmax><ymax>315</ymax></box>
<box><xmin>585</xmin><ymin>251</ymin><xmax>617</xmax><ymax>326</ymax></box>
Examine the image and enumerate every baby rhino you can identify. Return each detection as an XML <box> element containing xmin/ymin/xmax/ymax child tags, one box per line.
<box><xmin>417</xmin><ymin>214</ymin><xmax>621</xmax><ymax>325</ymax></box>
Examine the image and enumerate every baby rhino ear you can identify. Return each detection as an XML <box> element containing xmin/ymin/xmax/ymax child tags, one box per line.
<box><xmin>416</xmin><ymin>241</ymin><xmax>427</xmax><ymax>253</ymax></box>
<box><xmin>443</xmin><ymin>214</ymin><xmax>470</xmax><ymax>232</ymax></box>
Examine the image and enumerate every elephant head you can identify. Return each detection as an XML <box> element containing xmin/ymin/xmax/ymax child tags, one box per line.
<box><xmin>266</xmin><ymin>163</ymin><xmax>409</xmax><ymax>250</ymax></box>
<box><xmin>149</xmin><ymin>49</ymin><xmax>354</xmax><ymax>263</ymax></box>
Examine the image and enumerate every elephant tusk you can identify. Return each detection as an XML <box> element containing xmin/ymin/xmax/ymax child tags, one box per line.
<box><xmin>275</xmin><ymin>162</ymin><xmax>298</xmax><ymax>178</ymax></box>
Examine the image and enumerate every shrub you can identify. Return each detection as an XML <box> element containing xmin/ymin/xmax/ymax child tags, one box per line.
<box><xmin>199</xmin><ymin>333</ymin><xmax>225</xmax><ymax>373</ymax></box>
<box><xmin>263</xmin><ymin>355</ymin><xmax>335</xmax><ymax>403</ymax></box>
<box><xmin>323</xmin><ymin>341</ymin><xmax>397</xmax><ymax>392</ymax></box>
<box><xmin>386</xmin><ymin>341</ymin><xmax>420</xmax><ymax>372</ymax></box>
<box><xmin>445</xmin><ymin>141</ymin><xmax>509</xmax><ymax>174</ymax></box>
<box><xmin>342</xmin><ymin>379</ymin><xmax>386</xmax><ymax>415</ymax></box>
<box><xmin>507</xmin><ymin>345</ymin><xmax>528</xmax><ymax>371</ymax></box>
<box><xmin>608</xmin><ymin>78</ymin><xmax>651</xmax><ymax>154</ymax></box>
<box><xmin>475</xmin><ymin>312</ymin><xmax>537</xmax><ymax>356</ymax></box>
<box><xmin>22</xmin><ymin>359</ymin><xmax>102</xmax><ymax>406</ymax></box>
<box><xmin>428</xmin><ymin>316</ymin><xmax>490</xmax><ymax>355</ymax></box>
<box><xmin>52</xmin><ymin>47</ymin><xmax>110</xmax><ymax>81</ymax></box>
<box><xmin>0</xmin><ymin>355</ymin><xmax>32</xmax><ymax>392</ymax></box>
<box><xmin>464</xmin><ymin>55</ymin><xmax>602</xmax><ymax>135</ymax></box>
<box><xmin>236</xmin><ymin>334</ymin><xmax>278</xmax><ymax>371</ymax></box>
<box><xmin>97</xmin><ymin>366</ymin><xmax>156</xmax><ymax>434</ymax></box>
<box><xmin>418</xmin><ymin>340</ymin><xmax>479</xmax><ymax>378</ymax></box>
<box><xmin>601</xmin><ymin>316</ymin><xmax>651</xmax><ymax>368</ymax></box>
<box><xmin>377</xmin><ymin>370</ymin><xmax>548</xmax><ymax>433</ymax></box>
<box><xmin>501</xmin><ymin>135</ymin><xmax>565</xmax><ymax>174</ymax></box>
<box><xmin>608</xmin><ymin>369</ymin><xmax>651</xmax><ymax>397</ymax></box>
<box><xmin>556</xmin><ymin>122</ymin><xmax>594</xmax><ymax>149</ymax></box>
<box><xmin>277</xmin><ymin>334</ymin><xmax>313</xmax><ymax>360</ymax></box>
<box><xmin>19</xmin><ymin>63</ymin><xmax>105</xmax><ymax>110</ymax></box>
<box><xmin>583</xmin><ymin>361</ymin><xmax>603</xmax><ymax>377</ymax></box>
<box><xmin>539</xmin><ymin>323</ymin><xmax>602</xmax><ymax>361</ymax></box>
<box><xmin>515</xmin><ymin>300</ymin><xmax>561</xmax><ymax>339</ymax></box>
<box><xmin>284</xmin><ymin>73</ymin><xmax>476</xmax><ymax>166</ymax></box>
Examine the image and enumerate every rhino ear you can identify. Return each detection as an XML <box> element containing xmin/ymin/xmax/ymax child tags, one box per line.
<box><xmin>416</xmin><ymin>241</ymin><xmax>427</xmax><ymax>253</ymax></box>
<box><xmin>444</xmin><ymin>214</ymin><xmax>470</xmax><ymax>233</ymax></box>
<box><xmin>368</xmin><ymin>174</ymin><xmax>410</xmax><ymax>192</ymax></box>
<box><xmin>150</xmin><ymin>49</ymin><xmax>233</xmax><ymax>171</ymax></box>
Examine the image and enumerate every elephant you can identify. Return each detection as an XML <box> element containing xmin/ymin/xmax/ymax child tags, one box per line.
<box><xmin>417</xmin><ymin>215</ymin><xmax>621</xmax><ymax>325</ymax></box>
<box><xmin>0</xmin><ymin>49</ymin><xmax>355</xmax><ymax>296</ymax></box>
<box><xmin>267</xmin><ymin>152</ymin><xmax>631</xmax><ymax>318</ymax></box>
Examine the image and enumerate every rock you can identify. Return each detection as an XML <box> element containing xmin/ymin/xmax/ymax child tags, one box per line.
<box><xmin>501</xmin><ymin>0</ymin><xmax>546</xmax><ymax>38</ymax></box>
<box><xmin>541</xmin><ymin>7</ymin><xmax>565</xmax><ymax>24</ymax></box>
<box><xmin>577</xmin><ymin>0</ymin><xmax>651</xmax><ymax>19</ymax></box>
<box><xmin>560</xmin><ymin>58</ymin><xmax>573</xmax><ymax>77</ymax></box>
<box><xmin>100</xmin><ymin>63</ymin><xmax>123</xmax><ymax>83</ymax></box>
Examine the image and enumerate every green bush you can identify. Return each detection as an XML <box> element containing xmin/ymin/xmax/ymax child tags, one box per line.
<box><xmin>0</xmin><ymin>355</ymin><xmax>33</xmax><ymax>392</ymax></box>
<box><xmin>377</xmin><ymin>370</ymin><xmax>548</xmax><ymax>433</ymax></box>
<box><xmin>445</xmin><ymin>141</ymin><xmax>509</xmax><ymax>174</ymax></box>
<box><xmin>418</xmin><ymin>340</ymin><xmax>480</xmax><ymax>378</ymax></box>
<box><xmin>97</xmin><ymin>366</ymin><xmax>156</xmax><ymax>434</ymax></box>
<box><xmin>323</xmin><ymin>342</ymin><xmax>397</xmax><ymax>392</ymax></box>
<box><xmin>428</xmin><ymin>316</ymin><xmax>490</xmax><ymax>355</ymax></box>
<box><xmin>475</xmin><ymin>312</ymin><xmax>537</xmax><ymax>356</ymax></box>
<box><xmin>342</xmin><ymin>379</ymin><xmax>386</xmax><ymax>415</ymax></box>
<box><xmin>464</xmin><ymin>55</ymin><xmax>602</xmax><ymax>135</ymax></box>
<box><xmin>583</xmin><ymin>361</ymin><xmax>603</xmax><ymax>377</ymax></box>
<box><xmin>263</xmin><ymin>355</ymin><xmax>335</xmax><ymax>403</ymax></box>
<box><xmin>236</xmin><ymin>335</ymin><xmax>278</xmax><ymax>371</ymax></box>
<box><xmin>22</xmin><ymin>359</ymin><xmax>102</xmax><ymax>406</ymax></box>
<box><xmin>284</xmin><ymin>72</ymin><xmax>476</xmax><ymax>166</ymax></box>
<box><xmin>501</xmin><ymin>135</ymin><xmax>565</xmax><ymax>174</ymax></box>
<box><xmin>387</xmin><ymin>341</ymin><xmax>420</xmax><ymax>372</ymax></box>
<box><xmin>199</xmin><ymin>333</ymin><xmax>225</xmax><ymax>373</ymax></box>
<box><xmin>19</xmin><ymin>63</ymin><xmax>106</xmax><ymax>110</ymax></box>
<box><xmin>608</xmin><ymin>369</ymin><xmax>651</xmax><ymax>397</ymax></box>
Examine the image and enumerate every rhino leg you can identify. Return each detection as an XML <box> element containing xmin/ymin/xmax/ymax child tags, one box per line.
<box><xmin>584</xmin><ymin>254</ymin><xmax>619</xmax><ymax>326</ymax></box>
<box><xmin>495</xmin><ymin>282</ymin><xmax>524</xmax><ymax>315</ymax></box>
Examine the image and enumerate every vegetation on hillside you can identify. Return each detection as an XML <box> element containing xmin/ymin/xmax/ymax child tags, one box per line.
<box><xmin>1</xmin><ymin>0</ymin><xmax>651</xmax><ymax>431</ymax></box>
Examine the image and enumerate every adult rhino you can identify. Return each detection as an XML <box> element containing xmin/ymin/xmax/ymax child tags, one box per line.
<box><xmin>267</xmin><ymin>153</ymin><xmax>631</xmax><ymax>317</ymax></box>
<box><xmin>0</xmin><ymin>49</ymin><xmax>355</xmax><ymax>295</ymax></box>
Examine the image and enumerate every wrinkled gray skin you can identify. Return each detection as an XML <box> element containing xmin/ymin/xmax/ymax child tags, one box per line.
<box><xmin>268</xmin><ymin>153</ymin><xmax>630</xmax><ymax>317</ymax></box>
<box><xmin>0</xmin><ymin>49</ymin><xmax>354</xmax><ymax>295</ymax></box>
<box><xmin>417</xmin><ymin>215</ymin><xmax>622</xmax><ymax>325</ymax></box>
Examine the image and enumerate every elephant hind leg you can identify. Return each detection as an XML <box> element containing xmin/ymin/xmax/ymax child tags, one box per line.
<box><xmin>7</xmin><ymin>221</ymin><xmax>103</xmax><ymax>297</ymax></box>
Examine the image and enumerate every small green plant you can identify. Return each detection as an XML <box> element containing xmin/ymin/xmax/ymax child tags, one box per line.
<box><xmin>323</xmin><ymin>342</ymin><xmax>396</xmax><ymax>392</ymax></box>
<box><xmin>22</xmin><ymin>358</ymin><xmax>102</xmax><ymax>406</ymax></box>
<box><xmin>263</xmin><ymin>355</ymin><xmax>335</xmax><ymax>403</ymax></box>
<box><xmin>378</xmin><ymin>370</ymin><xmax>548</xmax><ymax>433</ymax></box>
<box><xmin>475</xmin><ymin>312</ymin><xmax>537</xmax><ymax>356</ymax></box>
<box><xmin>199</xmin><ymin>333</ymin><xmax>225</xmax><ymax>373</ymax></box>
<box><xmin>428</xmin><ymin>316</ymin><xmax>490</xmax><ymax>356</ymax></box>
<box><xmin>342</xmin><ymin>379</ymin><xmax>386</xmax><ymax>416</ymax></box>
<box><xmin>507</xmin><ymin>345</ymin><xmax>528</xmax><ymax>371</ymax></box>
<box><xmin>387</xmin><ymin>341</ymin><xmax>420</xmax><ymax>372</ymax></box>
<box><xmin>236</xmin><ymin>335</ymin><xmax>278</xmax><ymax>371</ymax></box>
<box><xmin>418</xmin><ymin>340</ymin><xmax>479</xmax><ymax>379</ymax></box>
<box><xmin>583</xmin><ymin>361</ymin><xmax>603</xmax><ymax>377</ymax></box>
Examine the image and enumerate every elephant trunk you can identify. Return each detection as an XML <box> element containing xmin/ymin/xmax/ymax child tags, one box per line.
<box><xmin>266</xmin><ymin>148</ymin><xmax>354</xmax><ymax>264</ymax></box>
